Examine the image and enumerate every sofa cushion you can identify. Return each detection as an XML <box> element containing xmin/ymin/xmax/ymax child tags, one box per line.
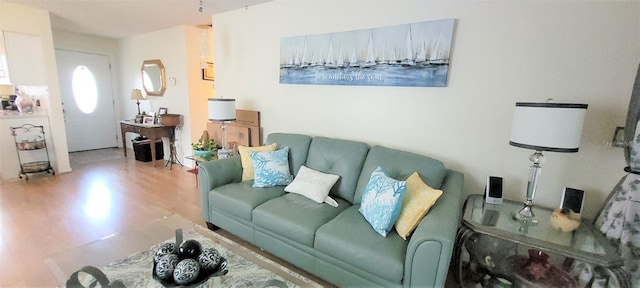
<box><xmin>305</xmin><ymin>136</ymin><xmax>370</xmax><ymax>204</ymax></box>
<box><xmin>359</xmin><ymin>167</ymin><xmax>407</xmax><ymax>237</ymax></box>
<box><xmin>265</xmin><ymin>133</ymin><xmax>312</xmax><ymax>177</ymax></box>
<box><xmin>395</xmin><ymin>172</ymin><xmax>443</xmax><ymax>240</ymax></box>
<box><xmin>250</xmin><ymin>147</ymin><xmax>293</xmax><ymax>188</ymax></box>
<box><xmin>315</xmin><ymin>205</ymin><xmax>407</xmax><ymax>283</ymax></box>
<box><xmin>209</xmin><ymin>182</ymin><xmax>285</xmax><ymax>221</ymax></box>
<box><xmin>238</xmin><ymin>143</ymin><xmax>277</xmax><ymax>181</ymax></box>
<box><xmin>354</xmin><ymin>145</ymin><xmax>447</xmax><ymax>204</ymax></box>
<box><xmin>284</xmin><ymin>165</ymin><xmax>340</xmax><ymax>207</ymax></box>
<box><xmin>253</xmin><ymin>193</ymin><xmax>350</xmax><ymax>247</ymax></box>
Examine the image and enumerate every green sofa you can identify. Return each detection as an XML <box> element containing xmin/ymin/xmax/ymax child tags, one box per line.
<box><xmin>198</xmin><ymin>133</ymin><xmax>464</xmax><ymax>287</ymax></box>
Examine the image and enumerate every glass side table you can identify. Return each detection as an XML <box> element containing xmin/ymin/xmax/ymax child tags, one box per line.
<box><xmin>453</xmin><ymin>194</ymin><xmax>629</xmax><ymax>287</ymax></box>
<box><xmin>185</xmin><ymin>154</ymin><xmax>217</xmax><ymax>186</ymax></box>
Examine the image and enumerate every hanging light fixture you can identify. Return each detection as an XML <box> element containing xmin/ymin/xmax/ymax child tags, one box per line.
<box><xmin>196</xmin><ymin>24</ymin><xmax>212</xmax><ymax>69</ymax></box>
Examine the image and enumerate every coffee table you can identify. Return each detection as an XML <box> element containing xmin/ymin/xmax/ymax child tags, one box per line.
<box><xmin>44</xmin><ymin>214</ymin><xmax>322</xmax><ymax>287</ymax></box>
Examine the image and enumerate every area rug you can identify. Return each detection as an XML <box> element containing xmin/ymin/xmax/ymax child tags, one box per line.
<box><xmin>91</xmin><ymin>229</ymin><xmax>322</xmax><ymax>287</ymax></box>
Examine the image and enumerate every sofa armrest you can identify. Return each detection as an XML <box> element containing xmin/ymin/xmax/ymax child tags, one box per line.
<box><xmin>404</xmin><ymin>169</ymin><xmax>464</xmax><ymax>288</ymax></box>
<box><xmin>198</xmin><ymin>156</ymin><xmax>243</xmax><ymax>222</ymax></box>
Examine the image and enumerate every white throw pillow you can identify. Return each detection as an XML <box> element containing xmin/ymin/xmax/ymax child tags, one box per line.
<box><xmin>285</xmin><ymin>165</ymin><xmax>340</xmax><ymax>207</ymax></box>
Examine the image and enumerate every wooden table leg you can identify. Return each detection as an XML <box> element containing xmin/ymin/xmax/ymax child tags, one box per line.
<box><xmin>167</xmin><ymin>130</ymin><xmax>176</xmax><ymax>170</ymax></box>
<box><xmin>121</xmin><ymin>129</ymin><xmax>128</xmax><ymax>157</ymax></box>
<box><xmin>149</xmin><ymin>131</ymin><xmax>157</xmax><ymax>167</ymax></box>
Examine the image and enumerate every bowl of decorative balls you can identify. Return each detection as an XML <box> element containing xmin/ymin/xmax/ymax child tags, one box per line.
<box><xmin>152</xmin><ymin>231</ymin><xmax>228</xmax><ymax>287</ymax></box>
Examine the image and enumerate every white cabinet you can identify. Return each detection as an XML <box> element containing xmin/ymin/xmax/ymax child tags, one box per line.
<box><xmin>3</xmin><ymin>31</ymin><xmax>47</xmax><ymax>85</ymax></box>
<box><xmin>0</xmin><ymin>32</ymin><xmax>9</xmax><ymax>84</ymax></box>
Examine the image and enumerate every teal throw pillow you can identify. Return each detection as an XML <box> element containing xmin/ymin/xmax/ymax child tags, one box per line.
<box><xmin>250</xmin><ymin>147</ymin><xmax>293</xmax><ymax>188</ymax></box>
<box><xmin>359</xmin><ymin>167</ymin><xmax>407</xmax><ymax>237</ymax></box>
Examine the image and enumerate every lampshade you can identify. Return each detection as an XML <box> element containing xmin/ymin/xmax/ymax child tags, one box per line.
<box><xmin>130</xmin><ymin>89</ymin><xmax>144</xmax><ymax>100</ymax></box>
<box><xmin>510</xmin><ymin>102</ymin><xmax>588</xmax><ymax>153</ymax></box>
<box><xmin>208</xmin><ymin>98</ymin><xmax>236</xmax><ymax>121</ymax></box>
<box><xmin>0</xmin><ymin>84</ymin><xmax>14</xmax><ymax>96</ymax></box>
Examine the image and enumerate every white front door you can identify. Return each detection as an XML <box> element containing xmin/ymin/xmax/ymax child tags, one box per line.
<box><xmin>55</xmin><ymin>50</ymin><xmax>118</xmax><ymax>152</ymax></box>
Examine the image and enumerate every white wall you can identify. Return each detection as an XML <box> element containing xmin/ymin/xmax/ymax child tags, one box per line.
<box><xmin>0</xmin><ymin>1</ymin><xmax>72</xmax><ymax>176</ymax></box>
<box><xmin>214</xmin><ymin>1</ymin><xmax>640</xmax><ymax>219</ymax></box>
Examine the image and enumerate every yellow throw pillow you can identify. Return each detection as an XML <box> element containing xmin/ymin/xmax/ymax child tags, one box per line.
<box><xmin>238</xmin><ymin>143</ymin><xmax>277</xmax><ymax>181</ymax></box>
<box><xmin>395</xmin><ymin>172</ymin><xmax>443</xmax><ymax>240</ymax></box>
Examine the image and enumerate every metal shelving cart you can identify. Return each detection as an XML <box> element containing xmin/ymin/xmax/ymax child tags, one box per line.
<box><xmin>10</xmin><ymin>124</ymin><xmax>55</xmax><ymax>181</ymax></box>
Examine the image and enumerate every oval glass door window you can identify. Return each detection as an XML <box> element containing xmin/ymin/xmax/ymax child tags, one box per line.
<box><xmin>72</xmin><ymin>65</ymin><xmax>98</xmax><ymax>114</ymax></box>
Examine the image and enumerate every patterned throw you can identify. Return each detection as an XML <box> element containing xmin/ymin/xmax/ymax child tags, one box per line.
<box><xmin>90</xmin><ymin>229</ymin><xmax>321</xmax><ymax>288</ymax></box>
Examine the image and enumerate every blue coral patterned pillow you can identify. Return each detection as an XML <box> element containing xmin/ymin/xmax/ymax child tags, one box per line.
<box><xmin>359</xmin><ymin>167</ymin><xmax>407</xmax><ymax>237</ymax></box>
<box><xmin>250</xmin><ymin>147</ymin><xmax>293</xmax><ymax>188</ymax></box>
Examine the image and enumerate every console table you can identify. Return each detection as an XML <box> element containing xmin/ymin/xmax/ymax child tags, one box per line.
<box><xmin>120</xmin><ymin>121</ymin><xmax>176</xmax><ymax>169</ymax></box>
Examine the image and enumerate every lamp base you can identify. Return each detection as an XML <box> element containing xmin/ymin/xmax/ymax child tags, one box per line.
<box><xmin>217</xmin><ymin>148</ymin><xmax>233</xmax><ymax>159</ymax></box>
<box><xmin>511</xmin><ymin>203</ymin><xmax>539</xmax><ymax>225</ymax></box>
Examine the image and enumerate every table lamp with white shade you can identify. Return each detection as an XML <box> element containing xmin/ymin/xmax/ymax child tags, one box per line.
<box><xmin>509</xmin><ymin>101</ymin><xmax>588</xmax><ymax>224</ymax></box>
<box><xmin>130</xmin><ymin>89</ymin><xmax>144</xmax><ymax>115</ymax></box>
<box><xmin>208</xmin><ymin>98</ymin><xmax>236</xmax><ymax>158</ymax></box>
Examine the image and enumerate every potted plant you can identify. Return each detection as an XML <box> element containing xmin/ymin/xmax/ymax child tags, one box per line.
<box><xmin>191</xmin><ymin>131</ymin><xmax>216</xmax><ymax>158</ymax></box>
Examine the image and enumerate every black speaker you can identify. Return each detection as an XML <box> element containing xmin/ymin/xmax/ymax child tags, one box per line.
<box><xmin>485</xmin><ymin>176</ymin><xmax>503</xmax><ymax>204</ymax></box>
<box><xmin>561</xmin><ymin>187</ymin><xmax>585</xmax><ymax>214</ymax></box>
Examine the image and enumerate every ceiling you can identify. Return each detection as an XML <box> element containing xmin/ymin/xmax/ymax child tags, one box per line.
<box><xmin>4</xmin><ymin>0</ymin><xmax>272</xmax><ymax>39</ymax></box>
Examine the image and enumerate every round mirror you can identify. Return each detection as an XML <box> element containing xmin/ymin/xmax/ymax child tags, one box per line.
<box><xmin>141</xmin><ymin>59</ymin><xmax>166</xmax><ymax>96</ymax></box>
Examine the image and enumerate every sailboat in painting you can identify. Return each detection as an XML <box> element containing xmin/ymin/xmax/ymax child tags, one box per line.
<box><xmin>377</xmin><ymin>42</ymin><xmax>389</xmax><ymax>65</ymax></box>
<box><xmin>325</xmin><ymin>38</ymin><xmax>337</xmax><ymax>68</ymax></box>
<box><xmin>281</xmin><ymin>53</ymin><xmax>294</xmax><ymax>69</ymax></box>
<box><xmin>293</xmin><ymin>50</ymin><xmax>300</xmax><ymax>67</ymax></box>
<box><xmin>400</xmin><ymin>28</ymin><xmax>415</xmax><ymax>66</ymax></box>
<box><xmin>299</xmin><ymin>38</ymin><xmax>309</xmax><ymax>68</ymax></box>
<box><xmin>336</xmin><ymin>45</ymin><xmax>346</xmax><ymax>68</ymax></box>
<box><xmin>349</xmin><ymin>41</ymin><xmax>360</xmax><ymax>67</ymax></box>
<box><xmin>362</xmin><ymin>32</ymin><xmax>376</xmax><ymax>68</ymax></box>
<box><xmin>389</xmin><ymin>47</ymin><xmax>400</xmax><ymax>65</ymax></box>
<box><xmin>415</xmin><ymin>41</ymin><xmax>427</xmax><ymax>65</ymax></box>
<box><xmin>429</xmin><ymin>35</ymin><xmax>449</xmax><ymax>65</ymax></box>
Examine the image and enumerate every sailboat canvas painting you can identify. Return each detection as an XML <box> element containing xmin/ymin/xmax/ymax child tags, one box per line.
<box><xmin>279</xmin><ymin>19</ymin><xmax>455</xmax><ymax>87</ymax></box>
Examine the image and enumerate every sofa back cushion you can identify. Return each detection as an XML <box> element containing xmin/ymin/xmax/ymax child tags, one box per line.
<box><xmin>305</xmin><ymin>137</ymin><xmax>370</xmax><ymax>204</ymax></box>
<box><xmin>265</xmin><ymin>133</ymin><xmax>312</xmax><ymax>176</ymax></box>
<box><xmin>353</xmin><ymin>145</ymin><xmax>447</xmax><ymax>204</ymax></box>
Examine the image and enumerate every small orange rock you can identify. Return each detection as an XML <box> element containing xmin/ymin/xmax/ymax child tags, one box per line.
<box><xmin>550</xmin><ymin>208</ymin><xmax>581</xmax><ymax>232</ymax></box>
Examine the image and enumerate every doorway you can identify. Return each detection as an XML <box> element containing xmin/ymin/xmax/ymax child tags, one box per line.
<box><xmin>55</xmin><ymin>50</ymin><xmax>118</xmax><ymax>152</ymax></box>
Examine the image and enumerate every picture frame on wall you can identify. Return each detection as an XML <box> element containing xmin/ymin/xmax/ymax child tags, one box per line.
<box><xmin>142</xmin><ymin>115</ymin><xmax>155</xmax><ymax>125</ymax></box>
<box><xmin>279</xmin><ymin>18</ymin><xmax>455</xmax><ymax>87</ymax></box>
<box><xmin>158</xmin><ymin>107</ymin><xmax>168</xmax><ymax>115</ymax></box>
<box><xmin>202</xmin><ymin>62</ymin><xmax>214</xmax><ymax>81</ymax></box>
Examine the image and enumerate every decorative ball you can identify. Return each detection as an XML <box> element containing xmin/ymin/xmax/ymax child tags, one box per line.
<box><xmin>154</xmin><ymin>242</ymin><xmax>176</xmax><ymax>263</ymax></box>
<box><xmin>155</xmin><ymin>254</ymin><xmax>179</xmax><ymax>280</ymax></box>
<box><xmin>178</xmin><ymin>240</ymin><xmax>202</xmax><ymax>259</ymax></box>
<box><xmin>198</xmin><ymin>248</ymin><xmax>221</xmax><ymax>271</ymax></box>
<box><xmin>173</xmin><ymin>258</ymin><xmax>200</xmax><ymax>285</ymax></box>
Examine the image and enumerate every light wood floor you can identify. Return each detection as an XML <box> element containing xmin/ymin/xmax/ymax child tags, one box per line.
<box><xmin>0</xmin><ymin>149</ymin><xmax>331</xmax><ymax>287</ymax></box>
